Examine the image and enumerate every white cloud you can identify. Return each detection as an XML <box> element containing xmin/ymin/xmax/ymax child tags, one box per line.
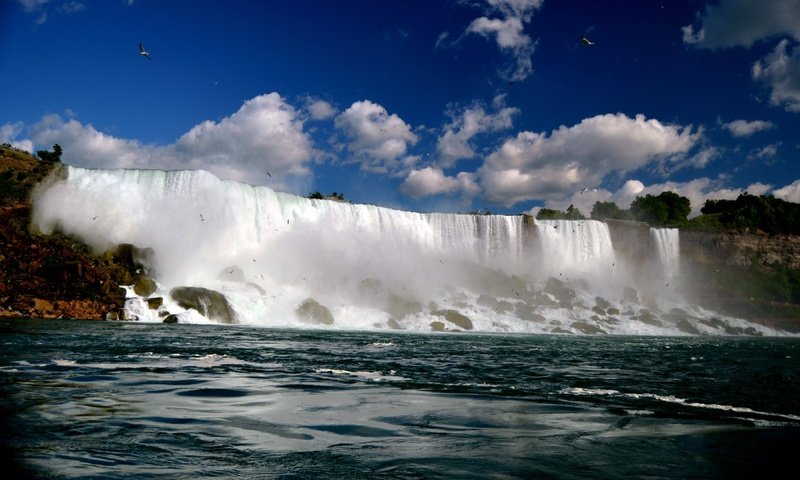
<box><xmin>463</xmin><ymin>0</ymin><xmax>544</xmax><ymax>82</ymax></box>
<box><xmin>305</xmin><ymin>98</ymin><xmax>337</xmax><ymax>120</ymax></box>
<box><xmin>752</xmin><ymin>39</ymin><xmax>800</xmax><ymax>112</ymax></box>
<box><xmin>333</xmin><ymin>100</ymin><xmax>418</xmax><ymax>174</ymax></box>
<box><xmin>683</xmin><ymin>0</ymin><xmax>800</xmax><ymax>49</ymax></box>
<box><xmin>1</xmin><ymin>121</ymin><xmax>34</xmax><ymax>152</ymax></box>
<box><xmin>436</xmin><ymin>96</ymin><xmax>518</xmax><ymax>167</ymax></box>
<box><xmin>174</xmin><ymin>93</ymin><xmax>313</xmax><ymax>180</ymax></box>
<box><xmin>400</xmin><ymin>167</ymin><xmax>480</xmax><ymax>199</ymax></box>
<box><xmin>774</xmin><ymin>179</ymin><xmax>800</xmax><ymax>202</ymax></box>
<box><xmin>748</xmin><ymin>142</ymin><xmax>781</xmax><ymax>161</ymax></box>
<box><xmin>25</xmin><ymin>93</ymin><xmax>314</xmax><ymax>187</ymax></box>
<box><xmin>722</xmin><ymin>119</ymin><xmax>776</xmax><ymax>136</ymax></box>
<box><xmin>477</xmin><ymin>113</ymin><xmax>703</xmax><ymax>207</ymax></box>
<box><xmin>16</xmin><ymin>0</ymin><xmax>85</xmax><ymax>23</ymax></box>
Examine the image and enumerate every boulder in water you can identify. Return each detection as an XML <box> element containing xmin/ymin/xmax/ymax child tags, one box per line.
<box><xmin>296</xmin><ymin>298</ymin><xmax>334</xmax><ymax>325</ymax></box>
<box><xmin>572</xmin><ymin>321</ymin><xmax>607</xmax><ymax>334</ymax></box>
<box><xmin>432</xmin><ymin>309</ymin><xmax>473</xmax><ymax>330</ymax></box>
<box><xmin>133</xmin><ymin>273</ymin><xmax>157</xmax><ymax>297</ymax></box>
<box><xmin>170</xmin><ymin>286</ymin><xmax>238</xmax><ymax>324</ymax></box>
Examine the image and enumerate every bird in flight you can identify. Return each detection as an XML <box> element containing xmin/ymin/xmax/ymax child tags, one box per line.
<box><xmin>580</xmin><ymin>36</ymin><xmax>595</xmax><ymax>46</ymax></box>
<box><xmin>138</xmin><ymin>43</ymin><xmax>152</xmax><ymax>59</ymax></box>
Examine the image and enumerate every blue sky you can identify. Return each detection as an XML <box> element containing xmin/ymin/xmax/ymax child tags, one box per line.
<box><xmin>1</xmin><ymin>0</ymin><xmax>799</xmax><ymax>216</ymax></box>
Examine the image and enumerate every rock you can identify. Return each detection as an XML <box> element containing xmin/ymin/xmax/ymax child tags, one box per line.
<box><xmin>432</xmin><ymin>309</ymin><xmax>473</xmax><ymax>330</ymax></box>
<box><xmin>146</xmin><ymin>297</ymin><xmax>163</xmax><ymax>309</ymax></box>
<box><xmin>607</xmin><ymin>307</ymin><xmax>621</xmax><ymax>316</ymax></box>
<box><xmin>544</xmin><ymin>277</ymin><xmax>576</xmax><ymax>307</ymax></box>
<box><xmin>635</xmin><ymin>311</ymin><xmax>662</xmax><ymax>327</ymax></box>
<box><xmin>163</xmin><ymin>314</ymin><xmax>179</xmax><ymax>324</ymax></box>
<box><xmin>170</xmin><ymin>286</ymin><xmax>238</xmax><ymax>324</ymax></box>
<box><xmin>33</xmin><ymin>298</ymin><xmax>54</xmax><ymax>313</ymax></box>
<box><xmin>675</xmin><ymin>318</ymin><xmax>700</xmax><ymax>335</ymax></box>
<box><xmin>104</xmin><ymin>310</ymin><xmax>119</xmax><ymax>321</ymax></box>
<box><xmin>387</xmin><ymin>318</ymin><xmax>402</xmax><ymax>330</ymax></box>
<box><xmin>386</xmin><ymin>293</ymin><xmax>422</xmax><ymax>319</ymax></box>
<box><xmin>572</xmin><ymin>321</ymin><xmax>607</xmax><ymax>334</ymax></box>
<box><xmin>133</xmin><ymin>274</ymin><xmax>157</xmax><ymax>297</ymax></box>
<box><xmin>515</xmin><ymin>302</ymin><xmax>547</xmax><ymax>323</ymax></box>
<box><xmin>591</xmin><ymin>306</ymin><xmax>606</xmax><ymax>316</ymax></box>
<box><xmin>296</xmin><ymin>298</ymin><xmax>334</xmax><ymax>325</ymax></box>
<box><xmin>531</xmin><ymin>291</ymin><xmax>559</xmax><ymax>307</ymax></box>
<box><xmin>430</xmin><ymin>321</ymin><xmax>446</xmax><ymax>331</ymax></box>
<box><xmin>477</xmin><ymin>294</ymin><xmax>513</xmax><ymax>313</ymax></box>
<box><xmin>595</xmin><ymin>296</ymin><xmax>611</xmax><ymax>309</ymax></box>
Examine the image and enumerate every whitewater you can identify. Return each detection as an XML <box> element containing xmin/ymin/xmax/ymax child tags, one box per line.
<box><xmin>31</xmin><ymin>165</ymin><xmax>785</xmax><ymax>335</ymax></box>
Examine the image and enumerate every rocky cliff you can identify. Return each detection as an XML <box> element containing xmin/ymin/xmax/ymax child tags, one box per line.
<box><xmin>0</xmin><ymin>148</ymin><xmax>136</xmax><ymax>319</ymax></box>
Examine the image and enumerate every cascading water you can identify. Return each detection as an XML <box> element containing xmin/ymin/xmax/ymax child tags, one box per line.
<box><xmin>31</xmin><ymin>166</ymin><xmax>785</xmax><ymax>335</ymax></box>
<box><xmin>650</xmin><ymin>228</ymin><xmax>680</xmax><ymax>283</ymax></box>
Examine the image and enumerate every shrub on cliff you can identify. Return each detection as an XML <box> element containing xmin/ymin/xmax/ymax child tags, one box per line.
<box><xmin>701</xmin><ymin>193</ymin><xmax>800</xmax><ymax>235</ymax></box>
<box><xmin>36</xmin><ymin>144</ymin><xmax>62</xmax><ymax>163</ymax></box>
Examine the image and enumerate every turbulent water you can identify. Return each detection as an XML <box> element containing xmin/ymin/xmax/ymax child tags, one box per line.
<box><xmin>30</xmin><ymin>166</ymin><xmax>792</xmax><ymax>336</ymax></box>
<box><xmin>2</xmin><ymin>318</ymin><xmax>799</xmax><ymax>479</ymax></box>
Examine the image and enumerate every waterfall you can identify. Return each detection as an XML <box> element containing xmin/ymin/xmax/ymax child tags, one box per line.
<box><xmin>29</xmin><ymin>166</ymin><xmax>781</xmax><ymax>336</ymax></box>
<box><xmin>650</xmin><ymin>228</ymin><xmax>680</xmax><ymax>283</ymax></box>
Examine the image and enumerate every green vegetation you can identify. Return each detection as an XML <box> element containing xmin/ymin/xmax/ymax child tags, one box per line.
<box><xmin>699</xmin><ymin>193</ymin><xmax>800</xmax><ymax>235</ymax></box>
<box><xmin>307</xmin><ymin>191</ymin><xmax>346</xmax><ymax>201</ymax></box>
<box><xmin>587</xmin><ymin>191</ymin><xmax>692</xmax><ymax>227</ymax></box>
<box><xmin>590</xmin><ymin>201</ymin><xmax>632</xmax><ymax>221</ymax></box>
<box><xmin>536</xmin><ymin>204</ymin><xmax>585</xmax><ymax>220</ymax></box>
<box><xmin>36</xmin><ymin>144</ymin><xmax>62</xmax><ymax>163</ymax></box>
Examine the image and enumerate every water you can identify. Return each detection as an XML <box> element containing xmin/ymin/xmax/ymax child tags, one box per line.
<box><xmin>31</xmin><ymin>166</ymin><xmax>791</xmax><ymax>335</ymax></box>
<box><xmin>2</xmin><ymin>318</ymin><xmax>799</xmax><ymax>479</ymax></box>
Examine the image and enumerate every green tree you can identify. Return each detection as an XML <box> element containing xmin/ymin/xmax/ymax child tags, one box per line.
<box><xmin>590</xmin><ymin>201</ymin><xmax>630</xmax><ymax>221</ymax></box>
<box><xmin>630</xmin><ymin>191</ymin><xmax>690</xmax><ymax>226</ymax></box>
<box><xmin>36</xmin><ymin>143</ymin><xmax>62</xmax><ymax>163</ymax></box>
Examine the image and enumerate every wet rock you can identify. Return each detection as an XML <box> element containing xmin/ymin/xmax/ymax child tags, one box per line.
<box><xmin>635</xmin><ymin>310</ymin><xmax>662</xmax><ymax>327</ymax></box>
<box><xmin>146</xmin><ymin>297</ymin><xmax>163</xmax><ymax>309</ymax></box>
<box><xmin>295</xmin><ymin>298</ymin><xmax>334</xmax><ymax>325</ymax></box>
<box><xmin>531</xmin><ymin>291</ymin><xmax>559</xmax><ymax>307</ymax></box>
<box><xmin>572</xmin><ymin>321</ymin><xmax>607</xmax><ymax>334</ymax></box>
<box><xmin>591</xmin><ymin>306</ymin><xmax>606</xmax><ymax>316</ymax></box>
<box><xmin>675</xmin><ymin>318</ymin><xmax>701</xmax><ymax>335</ymax></box>
<box><xmin>595</xmin><ymin>296</ymin><xmax>612</xmax><ymax>310</ymax></box>
<box><xmin>170</xmin><ymin>286</ymin><xmax>238</xmax><ymax>324</ymax></box>
<box><xmin>544</xmin><ymin>278</ymin><xmax>576</xmax><ymax>307</ymax></box>
<box><xmin>133</xmin><ymin>274</ymin><xmax>157</xmax><ymax>297</ymax></box>
<box><xmin>387</xmin><ymin>318</ymin><xmax>402</xmax><ymax>330</ymax></box>
<box><xmin>432</xmin><ymin>309</ymin><xmax>473</xmax><ymax>330</ymax></box>
<box><xmin>477</xmin><ymin>294</ymin><xmax>513</xmax><ymax>313</ymax></box>
<box><xmin>551</xmin><ymin>327</ymin><xmax>573</xmax><ymax>334</ymax></box>
<box><xmin>515</xmin><ymin>302</ymin><xmax>547</xmax><ymax>323</ymax></box>
<box><xmin>163</xmin><ymin>314</ymin><xmax>179</xmax><ymax>324</ymax></box>
<box><xmin>430</xmin><ymin>321</ymin><xmax>446</xmax><ymax>331</ymax></box>
<box><xmin>607</xmin><ymin>307</ymin><xmax>621</xmax><ymax>316</ymax></box>
<box><xmin>387</xmin><ymin>293</ymin><xmax>422</xmax><ymax>319</ymax></box>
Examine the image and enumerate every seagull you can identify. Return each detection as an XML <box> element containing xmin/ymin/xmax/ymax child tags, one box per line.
<box><xmin>200</xmin><ymin>213</ymin><xmax>204</xmax><ymax>222</ymax></box>
<box><xmin>91</xmin><ymin>215</ymin><xmax>98</xmax><ymax>220</ymax></box>
<box><xmin>663</xmin><ymin>167</ymin><xmax>672</xmax><ymax>177</ymax></box>
<box><xmin>138</xmin><ymin>43</ymin><xmax>152</xmax><ymax>60</ymax></box>
<box><xmin>266</xmin><ymin>171</ymin><xmax>271</xmax><ymax>178</ymax></box>
<box><xmin>580</xmin><ymin>36</ymin><xmax>595</xmax><ymax>46</ymax></box>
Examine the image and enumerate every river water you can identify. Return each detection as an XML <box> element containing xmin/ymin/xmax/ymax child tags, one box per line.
<box><xmin>2</xmin><ymin>318</ymin><xmax>799</xmax><ymax>479</ymax></box>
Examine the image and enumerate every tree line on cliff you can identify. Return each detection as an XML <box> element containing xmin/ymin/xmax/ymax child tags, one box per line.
<box><xmin>537</xmin><ymin>191</ymin><xmax>800</xmax><ymax>235</ymax></box>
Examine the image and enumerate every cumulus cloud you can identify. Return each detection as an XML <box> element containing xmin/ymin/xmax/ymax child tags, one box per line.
<box><xmin>0</xmin><ymin>122</ymin><xmax>34</xmax><ymax>152</ymax></box>
<box><xmin>774</xmin><ymin>179</ymin><xmax>800</xmax><ymax>202</ymax></box>
<box><xmin>333</xmin><ymin>100</ymin><xmax>418</xmax><ymax>174</ymax></box>
<box><xmin>174</xmin><ymin>93</ymin><xmax>313</xmax><ymax>180</ymax></box>
<box><xmin>477</xmin><ymin>113</ymin><xmax>704</xmax><ymax>207</ymax></box>
<box><xmin>436</xmin><ymin>96</ymin><xmax>518</xmax><ymax>167</ymax></box>
<box><xmin>463</xmin><ymin>0</ymin><xmax>544</xmax><ymax>82</ymax></box>
<box><xmin>305</xmin><ymin>98</ymin><xmax>337</xmax><ymax>120</ymax></box>
<box><xmin>683</xmin><ymin>0</ymin><xmax>800</xmax><ymax>49</ymax></box>
<box><xmin>23</xmin><ymin>93</ymin><xmax>314</xmax><ymax>187</ymax></box>
<box><xmin>752</xmin><ymin>39</ymin><xmax>800</xmax><ymax>112</ymax></box>
<box><xmin>722</xmin><ymin>119</ymin><xmax>776</xmax><ymax>136</ymax></box>
<box><xmin>400</xmin><ymin>167</ymin><xmax>480</xmax><ymax>199</ymax></box>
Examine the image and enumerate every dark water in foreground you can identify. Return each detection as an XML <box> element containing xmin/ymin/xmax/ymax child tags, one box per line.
<box><xmin>1</xmin><ymin>318</ymin><xmax>799</xmax><ymax>479</ymax></box>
